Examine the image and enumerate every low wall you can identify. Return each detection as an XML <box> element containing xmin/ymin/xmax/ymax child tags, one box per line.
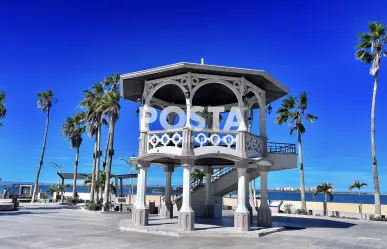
<box><xmin>223</xmin><ymin>197</ymin><xmax>387</xmax><ymax>216</ymax></box>
<box><xmin>63</xmin><ymin>192</ymin><xmax>387</xmax><ymax>216</ymax></box>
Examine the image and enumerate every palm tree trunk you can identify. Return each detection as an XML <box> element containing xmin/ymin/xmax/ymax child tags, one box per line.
<box><xmin>95</xmin><ymin>124</ymin><xmax>102</xmax><ymax>198</ymax></box>
<box><xmin>95</xmin><ymin>125</ymin><xmax>102</xmax><ymax>202</ymax></box>
<box><xmin>73</xmin><ymin>146</ymin><xmax>79</xmax><ymax>199</ymax></box>
<box><xmin>103</xmin><ymin>117</ymin><xmax>116</xmax><ymax>207</ymax></box>
<box><xmin>298</xmin><ymin>131</ymin><xmax>307</xmax><ymax>211</ymax></box>
<box><xmin>371</xmin><ymin>72</ymin><xmax>381</xmax><ymax>218</ymax></box>
<box><xmin>323</xmin><ymin>194</ymin><xmax>327</xmax><ymax>216</ymax></box>
<box><xmin>31</xmin><ymin>108</ymin><xmax>50</xmax><ymax>203</ymax></box>
<box><xmin>359</xmin><ymin>188</ymin><xmax>363</xmax><ymax>219</ymax></box>
<box><xmin>102</xmin><ymin>131</ymin><xmax>111</xmax><ymax>171</ymax></box>
<box><xmin>90</xmin><ymin>141</ymin><xmax>97</xmax><ymax>202</ymax></box>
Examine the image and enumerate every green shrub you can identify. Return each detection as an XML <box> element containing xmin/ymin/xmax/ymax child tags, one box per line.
<box><xmin>294</xmin><ymin>209</ymin><xmax>308</xmax><ymax>215</ymax></box>
<box><xmin>283</xmin><ymin>203</ymin><xmax>293</xmax><ymax>214</ymax></box>
<box><xmin>85</xmin><ymin>201</ymin><xmax>102</xmax><ymax>211</ymax></box>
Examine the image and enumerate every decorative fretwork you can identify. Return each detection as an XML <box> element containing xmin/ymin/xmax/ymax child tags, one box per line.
<box><xmin>148</xmin><ymin>130</ymin><xmax>184</xmax><ymax>150</ymax></box>
<box><xmin>193</xmin><ymin>130</ymin><xmax>237</xmax><ymax>149</ymax></box>
<box><xmin>246</xmin><ymin>133</ymin><xmax>265</xmax><ymax>155</ymax></box>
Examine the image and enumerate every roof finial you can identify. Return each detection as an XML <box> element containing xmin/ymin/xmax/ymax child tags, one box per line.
<box><xmin>201</xmin><ymin>58</ymin><xmax>204</xmax><ymax>65</ymax></box>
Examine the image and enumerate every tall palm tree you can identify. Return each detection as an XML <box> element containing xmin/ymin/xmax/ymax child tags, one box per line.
<box><xmin>0</xmin><ymin>90</ymin><xmax>6</xmax><ymax>127</ymax></box>
<box><xmin>356</xmin><ymin>21</ymin><xmax>386</xmax><ymax>218</ymax></box>
<box><xmin>79</xmin><ymin>83</ymin><xmax>105</xmax><ymax>202</ymax></box>
<box><xmin>98</xmin><ymin>89</ymin><xmax>120</xmax><ymax>207</ymax></box>
<box><xmin>32</xmin><ymin>90</ymin><xmax>56</xmax><ymax>202</ymax></box>
<box><xmin>276</xmin><ymin>92</ymin><xmax>318</xmax><ymax>211</ymax></box>
<box><xmin>101</xmin><ymin>74</ymin><xmax>120</xmax><ymax>172</ymax></box>
<box><xmin>349</xmin><ymin>180</ymin><xmax>368</xmax><ymax>218</ymax></box>
<box><xmin>60</xmin><ymin>114</ymin><xmax>86</xmax><ymax>199</ymax></box>
<box><xmin>313</xmin><ymin>182</ymin><xmax>334</xmax><ymax>216</ymax></box>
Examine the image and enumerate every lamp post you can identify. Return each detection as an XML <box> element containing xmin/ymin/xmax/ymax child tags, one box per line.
<box><xmin>49</xmin><ymin>161</ymin><xmax>62</xmax><ymax>185</ymax></box>
<box><xmin>120</xmin><ymin>158</ymin><xmax>135</xmax><ymax>204</ymax></box>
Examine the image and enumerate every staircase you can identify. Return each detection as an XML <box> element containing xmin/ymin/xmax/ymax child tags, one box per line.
<box><xmin>160</xmin><ymin>142</ymin><xmax>297</xmax><ymax>216</ymax></box>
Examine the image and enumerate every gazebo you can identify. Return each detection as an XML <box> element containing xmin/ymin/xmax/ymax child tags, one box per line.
<box><xmin>121</xmin><ymin>62</ymin><xmax>297</xmax><ymax>231</ymax></box>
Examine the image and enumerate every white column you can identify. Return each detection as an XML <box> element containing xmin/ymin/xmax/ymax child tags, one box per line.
<box><xmin>234</xmin><ymin>161</ymin><xmax>250</xmax><ymax>231</ymax></box>
<box><xmin>258</xmin><ymin>166</ymin><xmax>272</xmax><ymax>227</ymax></box>
<box><xmin>204</xmin><ymin>167</ymin><xmax>214</xmax><ymax>217</ymax></box>
<box><xmin>178</xmin><ymin>160</ymin><xmax>195</xmax><ymax>231</ymax></box>
<box><xmin>160</xmin><ymin>165</ymin><xmax>174</xmax><ymax>218</ymax></box>
<box><xmin>136</xmin><ymin>166</ymin><xmax>148</xmax><ymax>210</ymax></box>
<box><xmin>204</xmin><ymin>171</ymin><xmax>212</xmax><ymax>205</ymax></box>
<box><xmin>133</xmin><ymin>168</ymin><xmax>142</xmax><ymax>209</ymax></box>
<box><xmin>180</xmin><ymin>167</ymin><xmax>193</xmax><ymax>212</ymax></box>
<box><xmin>260</xmin><ymin>170</ymin><xmax>269</xmax><ymax>209</ymax></box>
<box><xmin>259</xmin><ymin>107</ymin><xmax>266</xmax><ymax>136</ymax></box>
<box><xmin>235</xmin><ymin>168</ymin><xmax>248</xmax><ymax>213</ymax></box>
<box><xmin>165</xmin><ymin>171</ymin><xmax>172</xmax><ymax>205</ymax></box>
<box><xmin>133</xmin><ymin>162</ymin><xmax>149</xmax><ymax>226</ymax></box>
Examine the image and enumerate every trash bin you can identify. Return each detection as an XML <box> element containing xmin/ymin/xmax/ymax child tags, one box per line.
<box><xmin>149</xmin><ymin>201</ymin><xmax>156</xmax><ymax>214</ymax></box>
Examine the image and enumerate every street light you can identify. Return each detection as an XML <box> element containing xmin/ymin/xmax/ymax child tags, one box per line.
<box><xmin>49</xmin><ymin>161</ymin><xmax>62</xmax><ymax>185</ymax></box>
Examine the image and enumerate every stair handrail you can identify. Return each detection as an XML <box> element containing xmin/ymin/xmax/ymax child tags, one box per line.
<box><xmin>161</xmin><ymin>166</ymin><xmax>236</xmax><ymax>204</ymax></box>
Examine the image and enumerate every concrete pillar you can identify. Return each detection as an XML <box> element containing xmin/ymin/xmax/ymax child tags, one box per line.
<box><xmin>258</xmin><ymin>166</ymin><xmax>272</xmax><ymax>227</ymax></box>
<box><xmin>160</xmin><ymin>165</ymin><xmax>174</xmax><ymax>218</ymax></box>
<box><xmin>114</xmin><ymin>177</ymin><xmax>118</xmax><ymax>196</ymax></box>
<box><xmin>178</xmin><ymin>159</ymin><xmax>195</xmax><ymax>231</ymax></box>
<box><xmin>204</xmin><ymin>166</ymin><xmax>214</xmax><ymax>217</ymax></box>
<box><xmin>120</xmin><ymin>179</ymin><xmax>123</xmax><ymax>197</ymax></box>
<box><xmin>234</xmin><ymin>161</ymin><xmax>250</xmax><ymax>231</ymax></box>
<box><xmin>133</xmin><ymin>162</ymin><xmax>149</xmax><ymax>226</ymax></box>
<box><xmin>245</xmin><ymin>169</ymin><xmax>256</xmax><ymax>224</ymax></box>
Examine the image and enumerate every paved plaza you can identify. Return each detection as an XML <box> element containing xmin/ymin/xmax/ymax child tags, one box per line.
<box><xmin>0</xmin><ymin>204</ymin><xmax>386</xmax><ymax>248</ymax></box>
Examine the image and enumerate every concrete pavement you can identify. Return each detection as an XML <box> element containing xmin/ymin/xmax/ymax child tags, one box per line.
<box><xmin>0</xmin><ymin>204</ymin><xmax>386</xmax><ymax>248</ymax></box>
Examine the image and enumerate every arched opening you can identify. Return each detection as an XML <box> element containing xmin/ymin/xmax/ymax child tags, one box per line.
<box><xmin>192</xmin><ymin>83</ymin><xmax>238</xmax><ymax>107</ymax></box>
<box><xmin>147</xmin><ymin>84</ymin><xmax>186</xmax><ymax>131</ymax></box>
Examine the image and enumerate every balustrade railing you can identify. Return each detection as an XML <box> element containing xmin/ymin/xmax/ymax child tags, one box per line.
<box><xmin>267</xmin><ymin>142</ymin><xmax>296</xmax><ymax>154</ymax></box>
<box><xmin>147</xmin><ymin>129</ymin><xmax>184</xmax><ymax>151</ymax></box>
<box><xmin>193</xmin><ymin>129</ymin><xmax>238</xmax><ymax>149</ymax></box>
<box><xmin>147</xmin><ymin>129</ymin><xmax>295</xmax><ymax>155</ymax></box>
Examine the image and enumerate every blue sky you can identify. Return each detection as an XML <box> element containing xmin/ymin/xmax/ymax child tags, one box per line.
<box><xmin>1</xmin><ymin>0</ymin><xmax>387</xmax><ymax>192</ymax></box>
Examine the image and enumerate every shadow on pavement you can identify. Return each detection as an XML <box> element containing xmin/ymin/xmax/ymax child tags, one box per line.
<box><xmin>0</xmin><ymin>211</ymin><xmax>58</xmax><ymax>216</ymax></box>
<box><xmin>272</xmin><ymin>216</ymin><xmax>357</xmax><ymax>228</ymax></box>
<box><xmin>195</xmin><ymin>214</ymin><xmax>357</xmax><ymax>229</ymax></box>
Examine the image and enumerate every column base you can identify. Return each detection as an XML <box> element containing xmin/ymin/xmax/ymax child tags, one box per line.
<box><xmin>178</xmin><ymin>211</ymin><xmax>195</xmax><ymax>231</ymax></box>
<box><xmin>258</xmin><ymin>209</ymin><xmax>272</xmax><ymax>227</ymax></box>
<box><xmin>204</xmin><ymin>204</ymin><xmax>214</xmax><ymax>217</ymax></box>
<box><xmin>159</xmin><ymin>203</ymin><xmax>173</xmax><ymax>218</ymax></box>
<box><xmin>133</xmin><ymin>208</ymin><xmax>149</xmax><ymax>226</ymax></box>
<box><xmin>234</xmin><ymin>211</ymin><xmax>251</xmax><ymax>231</ymax></box>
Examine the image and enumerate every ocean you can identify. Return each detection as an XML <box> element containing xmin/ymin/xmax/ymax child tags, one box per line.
<box><xmin>2</xmin><ymin>184</ymin><xmax>386</xmax><ymax>204</ymax></box>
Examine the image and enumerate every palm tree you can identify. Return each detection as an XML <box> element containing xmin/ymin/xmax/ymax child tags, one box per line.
<box><xmin>192</xmin><ymin>168</ymin><xmax>205</xmax><ymax>186</ymax></box>
<box><xmin>79</xmin><ymin>83</ymin><xmax>105</xmax><ymax>202</ymax></box>
<box><xmin>56</xmin><ymin>184</ymin><xmax>70</xmax><ymax>202</ymax></box>
<box><xmin>98</xmin><ymin>89</ymin><xmax>120</xmax><ymax>207</ymax></box>
<box><xmin>356</xmin><ymin>21</ymin><xmax>386</xmax><ymax>218</ymax></box>
<box><xmin>101</xmin><ymin>74</ymin><xmax>120</xmax><ymax>172</ymax></box>
<box><xmin>94</xmin><ymin>172</ymin><xmax>117</xmax><ymax>195</ymax></box>
<box><xmin>46</xmin><ymin>185</ymin><xmax>57</xmax><ymax>202</ymax></box>
<box><xmin>349</xmin><ymin>180</ymin><xmax>368</xmax><ymax>218</ymax></box>
<box><xmin>32</xmin><ymin>90</ymin><xmax>56</xmax><ymax>203</ymax></box>
<box><xmin>60</xmin><ymin>114</ymin><xmax>86</xmax><ymax>199</ymax></box>
<box><xmin>313</xmin><ymin>182</ymin><xmax>334</xmax><ymax>216</ymax></box>
<box><xmin>0</xmin><ymin>90</ymin><xmax>6</xmax><ymax>127</ymax></box>
<box><xmin>276</xmin><ymin>92</ymin><xmax>318</xmax><ymax>211</ymax></box>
